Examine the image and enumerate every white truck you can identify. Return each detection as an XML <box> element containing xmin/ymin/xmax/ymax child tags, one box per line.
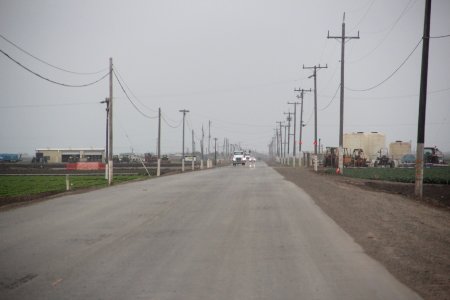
<box><xmin>232</xmin><ymin>150</ymin><xmax>246</xmax><ymax>166</ymax></box>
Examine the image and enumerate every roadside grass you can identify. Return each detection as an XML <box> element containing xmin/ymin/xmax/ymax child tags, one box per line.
<box><xmin>0</xmin><ymin>175</ymin><xmax>146</xmax><ymax>198</ymax></box>
<box><xmin>324</xmin><ymin>167</ymin><xmax>450</xmax><ymax>184</ymax></box>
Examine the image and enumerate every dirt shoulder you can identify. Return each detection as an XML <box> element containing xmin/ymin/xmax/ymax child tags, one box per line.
<box><xmin>272</xmin><ymin>165</ymin><xmax>450</xmax><ymax>300</ymax></box>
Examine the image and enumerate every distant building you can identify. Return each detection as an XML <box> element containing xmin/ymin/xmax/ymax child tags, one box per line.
<box><xmin>35</xmin><ymin>148</ymin><xmax>105</xmax><ymax>163</ymax></box>
<box><xmin>389</xmin><ymin>141</ymin><xmax>412</xmax><ymax>160</ymax></box>
<box><xmin>343</xmin><ymin>132</ymin><xmax>386</xmax><ymax>161</ymax></box>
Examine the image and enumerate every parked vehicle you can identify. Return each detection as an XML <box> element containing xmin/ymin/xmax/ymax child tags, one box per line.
<box><xmin>0</xmin><ymin>153</ymin><xmax>22</xmax><ymax>162</ymax></box>
<box><xmin>424</xmin><ymin>147</ymin><xmax>445</xmax><ymax>165</ymax></box>
<box><xmin>374</xmin><ymin>148</ymin><xmax>395</xmax><ymax>168</ymax></box>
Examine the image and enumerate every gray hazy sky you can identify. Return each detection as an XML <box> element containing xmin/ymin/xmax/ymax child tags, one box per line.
<box><xmin>1</xmin><ymin>0</ymin><xmax>449</xmax><ymax>155</ymax></box>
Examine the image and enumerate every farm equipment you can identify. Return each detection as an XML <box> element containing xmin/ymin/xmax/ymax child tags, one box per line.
<box><xmin>374</xmin><ymin>148</ymin><xmax>395</xmax><ymax>168</ymax></box>
<box><xmin>323</xmin><ymin>147</ymin><xmax>355</xmax><ymax>168</ymax></box>
<box><xmin>424</xmin><ymin>146</ymin><xmax>445</xmax><ymax>165</ymax></box>
<box><xmin>351</xmin><ymin>148</ymin><xmax>368</xmax><ymax>167</ymax></box>
<box><xmin>342</xmin><ymin>148</ymin><xmax>352</xmax><ymax>167</ymax></box>
<box><xmin>323</xmin><ymin>147</ymin><xmax>338</xmax><ymax>168</ymax></box>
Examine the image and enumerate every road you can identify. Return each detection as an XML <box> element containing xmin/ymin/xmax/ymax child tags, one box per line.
<box><xmin>0</xmin><ymin>162</ymin><xmax>421</xmax><ymax>300</ymax></box>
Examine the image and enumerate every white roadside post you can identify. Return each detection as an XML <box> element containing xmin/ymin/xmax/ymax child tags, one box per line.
<box><xmin>157</xmin><ymin>158</ymin><xmax>161</xmax><ymax>177</ymax></box>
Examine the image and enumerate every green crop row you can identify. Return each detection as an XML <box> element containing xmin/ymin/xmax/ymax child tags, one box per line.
<box><xmin>325</xmin><ymin>167</ymin><xmax>450</xmax><ymax>184</ymax></box>
<box><xmin>0</xmin><ymin>175</ymin><xmax>146</xmax><ymax>198</ymax></box>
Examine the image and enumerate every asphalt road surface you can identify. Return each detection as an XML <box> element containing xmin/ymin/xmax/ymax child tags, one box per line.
<box><xmin>0</xmin><ymin>162</ymin><xmax>422</xmax><ymax>300</ymax></box>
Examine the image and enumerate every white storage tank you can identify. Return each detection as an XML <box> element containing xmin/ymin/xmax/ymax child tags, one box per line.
<box><xmin>389</xmin><ymin>141</ymin><xmax>412</xmax><ymax>160</ymax></box>
<box><xmin>343</xmin><ymin>132</ymin><xmax>386</xmax><ymax>161</ymax></box>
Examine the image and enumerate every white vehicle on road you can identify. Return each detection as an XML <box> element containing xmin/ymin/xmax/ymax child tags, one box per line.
<box><xmin>232</xmin><ymin>150</ymin><xmax>246</xmax><ymax>166</ymax></box>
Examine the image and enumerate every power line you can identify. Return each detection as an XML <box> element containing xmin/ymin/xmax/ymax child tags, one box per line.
<box><xmin>346</xmin><ymin>38</ymin><xmax>422</xmax><ymax>92</ymax></box>
<box><xmin>319</xmin><ymin>84</ymin><xmax>340</xmax><ymax>111</ymax></box>
<box><xmin>348</xmin><ymin>0</ymin><xmax>416</xmax><ymax>63</ymax></box>
<box><xmin>113</xmin><ymin>71</ymin><xmax>158</xmax><ymax>119</ymax></box>
<box><xmin>319</xmin><ymin>86</ymin><xmax>450</xmax><ymax>99</ymax></box>
<box><xmin>1</xmin><ymin>48</ymin><xmax>109</xmax><ymax>87</ymax></box>
<box><xmin>430</xmin><ymin>34</ymin><xmax>450</xmax><ymax>39</ymax></box>
<box><xmin>0</xmin><ymin>33</ymin><xmax>108</xmax><ymax>75</ymax></box>
<box><xmin>0</xmin><ymin>102</ymin><xmax>96</xmax><ymax>109</ymax></box>
<box><xmin>359</xmin><ymin>0</ymin><xmax>417</xmax><ymax>35</ymax></box>
<box><xmin>161</xmin><ymin>114</ymin><xmax>182</xmax><ymax>128</ymax></box>
<box><xmin>113</xmin><ymin>68</ymin><xmax>158</xmax><ymax>113</ymax></box>
<box><xmin>348</xmin><ymin>0</ymin><xmax>376</xmax><ymax>32</ymax></box>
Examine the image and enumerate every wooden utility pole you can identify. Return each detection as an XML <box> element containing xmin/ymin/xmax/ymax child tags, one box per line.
<box><xmin>328</xmin><ymin>13</ymin><xmax>359</xmax><ymax>174</ymax></box>
<box><xmin>157</xmin><ymin>107</ymin><xmax>162</xmax><ymax>176</ymax></box>
<box><xmin>287</xmin><ymin>102</ymin><xmax>300</xmax><ymax>157</ymax></box>
<box><xmin>294</xmin><ymin>88</ymin><xmax>312</xmax><ymax>153</ymax></box>
<box><xmin>276</xmin><ymin>121</ymin><xmax>283</xmax><ymax>160</ymax></box>
<box><xmin>158</xmin><ymin>108</ymin><xmax>161</xmax><ymax>159</ymax></box>
<box><xmin>208</xmin><ymin>120</ymin><xmax>211</xmax><ymax>157</ymax></box>
<box><xmin>283</xmin><ymin>112</ymin><xmax>292</xmax><ymax>156</ymax></box>
<box><xmin>201</xmin><ymin>125</ymin><xmax>204</xmax><ymax>161</ymax></box>
<box><xmin>108</xmin><ymin>58</ymin><xmax>113</xmax><ymax>185</ymax></box>
<box><xmin>179</xmin><ymin>109</ymin><xmax>189</xmax><ymax>171</ymax></box>
<box><xmin>100</xmin><ymin>97</ymin><xmax>109</xmax><ymax>179</ymax></box>
<box><xmin>214</xmin><ymin>138</ymin><xmax>218</xmax><ymax>166</ymax></box>
<box><xmin>303</xmin><ymin>64</ymin><xmax>327</xmax><ymax>156</ymax></box>
<box><xmin>415</xmin><ymin>0</ymin><xmax>432</xmax><ymax>199</ymax></box>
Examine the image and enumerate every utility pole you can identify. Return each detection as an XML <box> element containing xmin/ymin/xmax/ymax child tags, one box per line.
<box><xmin>284</xmin><ymin>112</ymin><xmax>292</xmax><ymax>156</ymax></box>
<box><xmin>283</xmin><ymin>124</ymin><xmax>288</xmax><ymax>160</ymax></box>
<box><xmin>158</xmin><ymin>108</ymin><xmax>161</xmax><ymax>159</ymax></box>
<box><xmin>287</xmin><ymin>100</ymin><xmax>301</xmax><ymax>157</ymax></box>
<box><xmin>328</xmin><ymin>13</ymin><xmax>360</xmax><ymax>173</ymax></box>
<box><xmin>214</xmin><ymin>138</ymin><xmax>218</xmax><ymax>166</ymax></box>
<box><xmin>192</xmin><ymin>129</ymin><xmax>195</xmax><ymax>171</ymax></box>
<box><xmin>100</xmin><ymin>97</ymin><xmax>109</xmax><ymax>179</ymax></box>
<box><xmin>415</xmin><ymin>0</ymin><xmax>432</xmax><ymax>199</ymax></box>
<box><xmin>274</xmin><ymin>128</ymin><xmax>279</xmax><ymax>157</ymax></box>
<box><xmin>201</xmin><ymin>125</ymin><xmax>204</xmax><ymax>161</ymax></box>
<box><xmin>157</xmin><ymin>107</ymin><xmax>162</xmax><ymax>176</ymax></box>
<box><xmin>294</xmin><ymin>88</ymin><xmax>312</xmax><ymax>153</ymax></box>
<box><xmin>276</xmin><ymin>121</ymin><xmax>283</xmax><ymax>160</ymax></box>
<box><xmin>303</xmin><ymin>64</ymin><xmax>327</xmax><ymax>156</ymax></box>
<box><xmin>179</xmin><ymin>109</ymin><xmax>189</xmax><ymax>171</ymax></box>
<box><xmin>108</xmin><ymin>58</ymin><xmax>113</xmax><ymax>185</ymax></box>
<box><xmin>208</xmin><ymin>120</ymin><xmax>211</xmax><ymax>157</ymax></box>
<box><xmin>192</xmin><ymin>130</ymin><xmax>195</xmax><ymax>156</ymax></box>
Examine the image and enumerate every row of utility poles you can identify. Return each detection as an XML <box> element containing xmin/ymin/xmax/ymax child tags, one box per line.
<box><xmin>102</xmin><ymin>59</ymin><xmax>226</xmax><ymax>185</ymax></box>
<box><xmin>273</xmin><ymin>1</ymin><xmax>432</xmax><ymax>199</ymax></box>
<box><xmin>273</xmin><ymin>12</ymin><xmax>359</xmax><ymax>172</ymax></box>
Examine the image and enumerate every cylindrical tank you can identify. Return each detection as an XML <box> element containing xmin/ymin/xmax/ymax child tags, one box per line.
<box><xmin>389</xmin><ymin>141</ymin><xmax>412</xmax><ymax>160</ymax></box>
<box><xmin>343</xmin><ymin>132</ymin><xmax>386</xmax><ymax>161</ymax></box>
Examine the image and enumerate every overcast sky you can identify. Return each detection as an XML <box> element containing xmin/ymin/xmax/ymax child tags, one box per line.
<box><xmin>1</xmin><ymin>0</ymin><xmax>449</xmax><ymax>156</ymax></box>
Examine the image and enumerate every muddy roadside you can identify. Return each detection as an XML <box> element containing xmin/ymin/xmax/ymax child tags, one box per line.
<box><xmin>272</xmin><ymin>165</ymin><xmax>450</xmax><ymax>300</ymax></box>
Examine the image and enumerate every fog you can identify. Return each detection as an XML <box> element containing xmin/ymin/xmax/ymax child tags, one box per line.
<box><xmin>1</xmin><ymin>0</ymin><xmax>449</xmax><ymax>156</ymax></box>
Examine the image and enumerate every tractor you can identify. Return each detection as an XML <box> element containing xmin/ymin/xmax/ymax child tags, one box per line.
<box><xmin>374</xmin><ymin>148</ymin><xmax>395</xmax><ymax>168</ymax></box>
<box><xmin>351</xmin><ymin>148</ymin><xmax>368</xmax><ymax>167</ymax></box>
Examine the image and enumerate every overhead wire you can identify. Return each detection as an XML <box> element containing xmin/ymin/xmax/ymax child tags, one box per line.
<box><xmin>0</xmin><ymin>33</ymin><xmax>108</xmax><ymax>75</ymax></box>
<box><xmin>1</xmin><ymin>48</ymin><xmax>109</xmax><ymax>87</ymax></box>
<box><xmin>0</xmin><ymin>101</ymin><xmax>97</xmax><ymax>109</ymax></box>
<box><xmin>162</xmin><ymin>114</ymin><xmax>182</xmax><ymax>128</ymax></box>
<box><xmin>114</xmin><ymin>68</ymin><xmax>158</xmax><ymax>113</ymax></box>
<box><xmin>430</xmin><ymin>34</ymin><xmax>450</xmax><ymax>39</ymax></box>
<box><xmin>113</xmin><ymin>70</ymin><xmax>158</xmax><ymax>119</ymax></box>
<box><xmin>348</xmin><ymin>0</ymin><xmax>376</xmax><ymax>33</ymax></box>
<box><xmin>319</xmin><ymin>84</ymin><xmax>341</xmax><ymax>111</ymax></box>
<box><xmin>348</xmin><ymin>0</ymin><xmax>417</xmax><ymax>63</ymax></box>
<box><xmin>345</xmin><ymin>38</ymin><xmax>422</xmax><ymax>92</ymax></box>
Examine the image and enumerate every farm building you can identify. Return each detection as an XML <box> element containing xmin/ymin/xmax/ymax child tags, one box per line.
<box><xmin>35</xmin><ymin>148</ymin><xmax>105</xmax><ymax>163</ymax></box>
<box><xmin>343</xmin><ymin>132</ymin><xmax>386</xmax><ymax>161</ymax></box>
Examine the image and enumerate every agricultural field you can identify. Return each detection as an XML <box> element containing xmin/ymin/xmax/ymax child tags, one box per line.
<box><xmin>327</xmin><ymin>167</ymin><xmax>450</xmax><ymax>185</ymax></box>
<box><xmin>0</xmin><ymin>175</ymin><xmax>146</xmax><ymax>206</ymax></box>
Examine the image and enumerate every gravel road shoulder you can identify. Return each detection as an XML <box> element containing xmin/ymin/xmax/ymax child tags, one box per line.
<box><xmin>272</xmin><ymin>165</ymin><xmax>450</xmax><ymax>300</ymax></box>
